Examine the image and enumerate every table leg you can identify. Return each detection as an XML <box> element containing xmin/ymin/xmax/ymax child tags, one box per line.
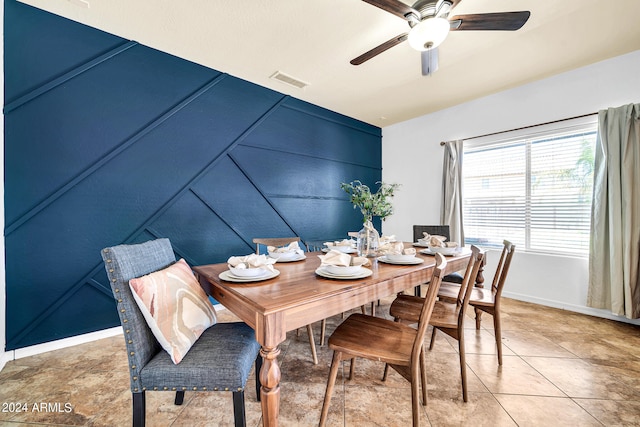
<box><xmin>260</xmin><ymin>346</ymin><xmax>281</xmax><ymax>427</ymax></box>
<box><xmin>475</xmin><ymin>256</ymin><xmax>486</xmax><ymax>288</ymax></box>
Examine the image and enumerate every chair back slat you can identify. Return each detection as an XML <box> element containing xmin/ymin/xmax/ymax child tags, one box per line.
<box><xmin>453</xmin><ymin>245</ymin><xmax>483</xmax><ymax>307</ymax></box>
<box><xmin>412</xmin><ymin>254</ymin><xmax>447</xmax><ymax>363</ymax></box>
<box><xmin>492</xmin><ymin>240</ymin><xmax>516</xmax><ymax>300</ymax></box>
<box><xmin>457</xmin><ymin>246</ymin><xmax>485</xmax><ymax>328</ymax></box>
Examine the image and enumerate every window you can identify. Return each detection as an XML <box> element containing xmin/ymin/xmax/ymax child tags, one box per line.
<box><xmin>462</xmin><ymin>118</ymin><xmax>597</xmax><ymax>257</ymax></box>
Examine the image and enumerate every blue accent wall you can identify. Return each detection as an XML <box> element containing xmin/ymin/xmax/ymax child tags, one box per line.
<box><xmin>3</xmin><ymin>0</ymin><xmax>382</xmax><ymax>350</ymax></box>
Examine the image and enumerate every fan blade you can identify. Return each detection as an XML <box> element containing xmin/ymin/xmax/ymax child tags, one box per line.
<box><xmin>350</xmin><ymin>33</ymin><xmax>408</xmax><ymax>65</ymax></box>
<box><xmin>362</xmin><ymin>0</ymin><xmax>419</xmax><ymax>21</ymax></box>
<box><xmin>449</xmin><ymin>11</ymin><xmax>530</xmax><ymax>31</ymax></box>
<box><xmin>421</xmin><ymin>48</ymin><xmax>439</xmax><ymax>76</ymax></box>
<box><xmin>449</xmin><ymin>0</ymin><xmax>463</xmax><ymax>10</ymax></box>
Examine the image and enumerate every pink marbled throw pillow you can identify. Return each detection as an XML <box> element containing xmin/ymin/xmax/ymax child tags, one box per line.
<box><xmin>129</xmin><ymin>258</ymin><xmax>217</xmax><ymax>364</ymax></box>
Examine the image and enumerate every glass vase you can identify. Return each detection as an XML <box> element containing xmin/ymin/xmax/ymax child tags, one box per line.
<box><xmin>357</xmin><ymin>218</ymin><xmax>380</xmax><ymax>258</ymax></box>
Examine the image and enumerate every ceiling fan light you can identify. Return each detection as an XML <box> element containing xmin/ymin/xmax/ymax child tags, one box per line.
<box><xmin>408</xmin><ymin>17</ymin><xmax>450</xmax><ymax>51</ymax></box>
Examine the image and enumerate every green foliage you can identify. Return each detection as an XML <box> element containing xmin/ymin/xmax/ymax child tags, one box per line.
<box><xmin>340</xmin><ymin>180</ymin><xmax>400</xmax><ymax>222</ymax></box>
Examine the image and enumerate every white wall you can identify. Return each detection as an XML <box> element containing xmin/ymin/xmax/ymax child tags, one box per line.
<box><xmin>382</xmin><ymin>49</ymin><xmax>640</xmax><ymax>325</ymax></box>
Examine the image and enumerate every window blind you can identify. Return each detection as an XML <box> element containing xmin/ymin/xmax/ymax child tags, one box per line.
<box><xmin>462</xmin><ymin>120</ymin><xmax>597</xmax><ymax>257</ymax></box>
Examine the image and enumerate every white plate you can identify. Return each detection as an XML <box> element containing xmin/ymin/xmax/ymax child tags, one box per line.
<box><xmin>412</xmin><ymin>242</ymin><xmax>430</xmax><ymax>248</ymax></box>
<box><xmin>228</xmin><ymin>266</ymin><xmax>269</xmax><ymax>277</ymax></box>
<box><xmin>220</xmin><ymin>269</ymin><xmax>280</xmax><ymax>283</ymax></box>
<box><xmin>419</xmin><ymin>248</ymin><xmax>462</xmax><ymax>257</ymax></box>
<box><xmin>324</xmin><ymin>264</ymin><xmax>366</xmax><ymax>276</ymax></box>
<box><xmin>322</xmin><ymin>247</ymin><xmax>357</xmax><ymax>254</ymax></box>
<box><xmin>269</xmin><ymin>253</ymin><xmax>306</xmax><ymax>263</ymax></box>
<box><xmin>315</xmin><ymin>267</ymin><xmax>372</xmax><ymax>280</ymax></box>
<box><xmin>377</xmin><ymin>256</ymin><xmax>424</xmax><ymax>265</ymax></box>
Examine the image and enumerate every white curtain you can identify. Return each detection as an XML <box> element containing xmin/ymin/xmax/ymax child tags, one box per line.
<box><xmin>441</xmin><ymin>140</ymin><xmax>464</xmax><ymax>245</ymax></box>
<box><xmin>588</xmin><ymin>103</ymin><xmax>640</xmax><ymax>319</ymax></box>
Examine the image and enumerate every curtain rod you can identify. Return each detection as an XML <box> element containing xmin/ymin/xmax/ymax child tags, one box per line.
<box><xmin>440</xmin><ymin>112</ymin><xmax>598</xmax><ymax>146</ymax></box>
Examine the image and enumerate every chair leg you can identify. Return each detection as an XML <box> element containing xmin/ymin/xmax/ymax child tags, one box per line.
<box><xmin>232</xmin><ymin>390</ymin><xmax>246</xmax><ymax>427</ymax></box>
<box><xmin>307</xmin><ymin>324</ymin><xmax>319</xmax><ymax>365</ymax></box>
<box><xmin>458</xmin><ymin>334</ymin><xmax>468</xmax><ymax>403</ymax></box>
<box><xmin>414</xmin><ymin>284</ymin><xmax>421</xmax><ymax>296</ymax></box>
<box><xmin>174</xmin><ymin>390</ymin><xmax>185</xmax><ymax>405</ymax></box>
<box><xmin>382</xmin><ymin>363</ymin><xmax>390</xmax><ymax>381</ymax></box>
<box><xmin>348</xmin><ymin>357</ymin><xmax>356</xmax><ymax>380</ymax></box>
<box><xmin>255</xmin><ymin>354</ymin><xmax>263</xmax><ymax>401</ymax></box>
<box><xmin>319</xmin><ymin>351</ymin><xmax>342</xmax><ymax>427</ymax></box>
<box><xmin>320</xmin><ymin>318</ymin><xmax>327</xmax><ymax>346</ymax></box>
<box><xmin>474</xmin><ymin>306</ymin><xmax>483</xmax><ymax>329</ymax></box>
<box><xmin>428</xmin><ymin>327</ymin><xmax>437</xmax><ymax>350</ymax></box>
<box><xmin>410</xmin><ymin>363</ymin><xmax>421</xmax><ymax>427</ymax></box>
<box><xmin>493</xmin><ymin>309</ymin><xmax>503</xmax><ymax>366</ymax></box>
<box><xmin>132</xmin><ymin>391</ymin><xmax>145</xmax><ymax>427</ymax></box>
<box><xmin>419</xmin><ymin>346</ymin><xmax>428</xmax><ymax>406</ymax></box>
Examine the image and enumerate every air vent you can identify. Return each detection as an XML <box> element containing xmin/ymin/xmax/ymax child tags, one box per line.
<box><xmin>269</xmin><ymin>71</ymin><xmax>309</xmax><ymax>89</ymax></box>
<box><xmin>67</xmin><ymin>0</ymin><xmax>90</xmax><ymax>7</ymax></box>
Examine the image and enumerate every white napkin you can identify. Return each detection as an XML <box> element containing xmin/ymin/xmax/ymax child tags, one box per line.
<box><xmin>420</xmin><ymin>233</ymin><xmax>459</xmax><ymax>248</ymax></box>
<box><xmin>267</xmin><ymin>241</ymin><xmax>304</xmax><ymax>255</ymax></box>
<box><xmin>318</xmin><ymin>250</ymin><xmax>370</xmax><ymax>267</ymax></box>
<box><xmin>382</xmin><ymin>241</ymin><xmax>416</xmax><ymax>255</ymax></box>
<box><xmin>227</xmin><ymin>254</ymin><xmax>276</xmax><ymax>272</ymax></box>
<box><xmin>377</xmin><ymin>235</ymin><xmax>397</xmax><ymax>253</ymax></box>
<box><xmin>379</xmin><ymin>234</ymin><xmax>396</xmax><ymax>245</ymax></box>
<box><xmin>324</xmin><ymin>239</ymin><xmax>355</xmax><ymax>248</ymax></box>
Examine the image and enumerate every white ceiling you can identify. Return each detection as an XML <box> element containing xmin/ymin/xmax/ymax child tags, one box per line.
<box><xmin>18</xmin><ymin>0</ymin><xmax>640</xmax><ymax>127</ymax></box>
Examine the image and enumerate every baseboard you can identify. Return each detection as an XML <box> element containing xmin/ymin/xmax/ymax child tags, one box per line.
<box><xmin>503</xmin><ymin>291</ymin><xmax>640</xmax><ymax>326</ymax></box>
<box><xmin>2</xmin><ymin>304</ymin><xmax>229</xmax><ymax>365</ymax></box>
<box><xmin>11</xmin><ymin>326</ymin><xmax>123</xmax><ymax>361</ymax></box>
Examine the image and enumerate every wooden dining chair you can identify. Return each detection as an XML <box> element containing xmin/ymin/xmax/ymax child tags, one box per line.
<box><xmin>388</xmin><ymin>245</ymin><xmax>484</xmax><ymax>402</ymax></box>
<box><xmin>252</xmin><ymin>236</ymin><xmax>320</xmax><ymax>365</ymax></box>
<box><xmin>436</xmin><ymin>240</ymin><xmax>515</xmax><ymax>365</ymax></box>
<box><xmin>318</xmin><ymin>255</ymin><xmax>447</xmax><ymax>427</ymax></box>
<box><xmin>412</xmin><ymin>225</ymin><xmax>463</xmax><ymax>296</ymax></box>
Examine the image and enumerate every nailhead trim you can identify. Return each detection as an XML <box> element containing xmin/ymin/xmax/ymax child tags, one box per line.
<box><xmin>137</xmin><ymin>386</ymin><xmax>244</xmax><ymax>391</ymax></box>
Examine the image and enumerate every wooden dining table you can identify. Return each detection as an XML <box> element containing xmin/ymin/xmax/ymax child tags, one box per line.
<box><xmin>193</xmin><ymin>243</ymin><xmax>473</xmax><ymax>427</ymax></box>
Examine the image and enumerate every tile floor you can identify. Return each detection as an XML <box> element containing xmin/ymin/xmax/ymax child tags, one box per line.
<box><xmin>1</xmin><ymin>297</ymin><xmax>639</xmax><ymax>426</ymax></box>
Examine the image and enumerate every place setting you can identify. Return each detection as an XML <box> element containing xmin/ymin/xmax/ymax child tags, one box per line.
<box><xmin>267</xmin><ymin>241</ymin><xmax>306</xmax><ymax>262</ymax></box>
<box><xmin>377</xmin><ymin>242</ymin><xmax>424</xmax><ymax>265</ymax></box>
<box><xmin>415</xmin><ymin>233</ymin><xmax>464</xmax><ymax>256</ymax></box>
<box><xmin>315</xmin><ymin>249</ymin><xmax>372</xmax><ymax>280</ymax></box>
<box><xmin>220</xmin><ymin>253</ymin><xmax>280</xmax><ymax>283</ymax></box>
<box><xmin>322</xmin><ymin>238</ymin><xmax>357</xmax><ymax>254</ymax></box>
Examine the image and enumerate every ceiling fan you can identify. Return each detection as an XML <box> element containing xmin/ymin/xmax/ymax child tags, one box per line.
<box><xmin>352</xmin><ymin>0</ymin><xmax>531</xmax><ymax>75</ymax></box>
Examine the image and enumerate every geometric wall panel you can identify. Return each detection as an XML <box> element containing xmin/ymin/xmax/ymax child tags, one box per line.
<box><xmin>4</xmin><ymin>1</ymin><xmax>381</xmax><ymax>350</ymax></box>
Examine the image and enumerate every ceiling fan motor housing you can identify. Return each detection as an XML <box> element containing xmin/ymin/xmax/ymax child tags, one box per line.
<box><xmin>408</xmin><ymin>0</ymin><xmax>453</xmax><ymax>26</ymax></box>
